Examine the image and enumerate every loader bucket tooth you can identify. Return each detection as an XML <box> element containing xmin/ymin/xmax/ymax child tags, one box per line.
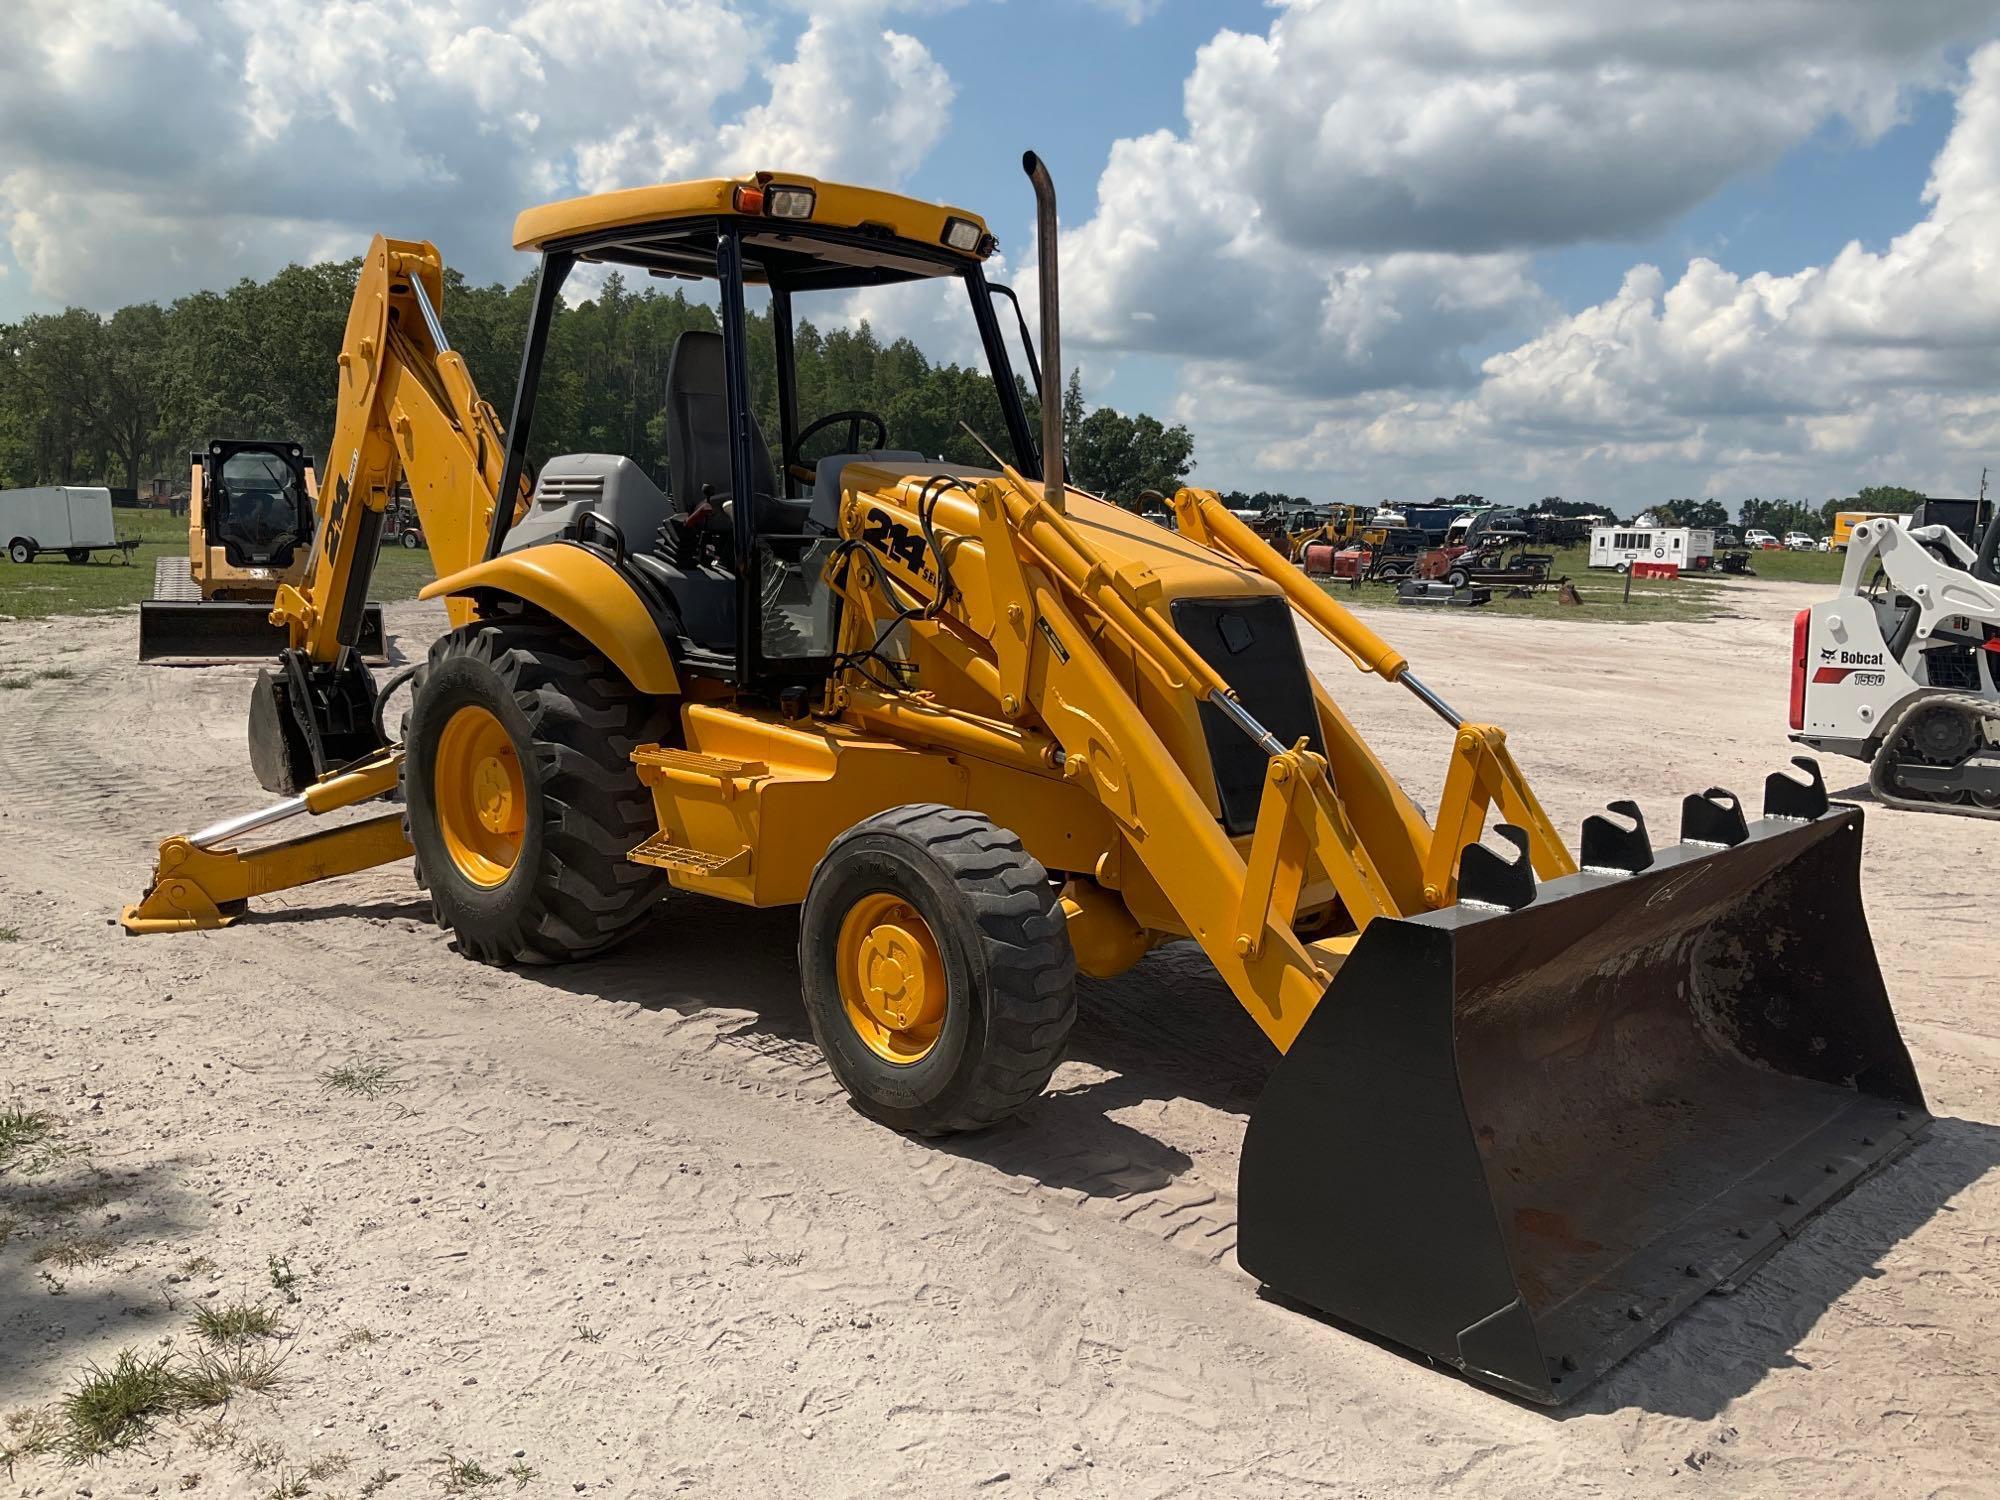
<box><xmin>1579</xmin><ymin>799</ymin><xmax>1652</xmax><ymax>873</ymax></box>
<box><xmin>1456</xmin><ymin>823</ymin><xmax>1535</xmax><ymax>910</ymax></box>
<box><xmin>1764</xmin><ymin>756</ymin><xmax>1828</xmax><ymax>821</ymax></box>
<box><xmin>1680</xmin><ymin>786</ymin><xmax>1749</xmax><ymax>846</ymax></box>
<box><xmin>1238</xmin><ymin>802</ymin><xmax>1927</xmax><ymax>1404</ymax></box>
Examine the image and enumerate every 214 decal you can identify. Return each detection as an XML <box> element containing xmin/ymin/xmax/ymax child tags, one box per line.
<box><xmin>861</xmin><ymin>507</ymin><xmax>939</xmax><ymax>588</ymax></box>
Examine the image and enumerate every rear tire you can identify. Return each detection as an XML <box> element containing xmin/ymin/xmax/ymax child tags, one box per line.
<box><xmin>402</xmin><ymin>616</ymin><xmax>676</xmax><ymax>965</ymax></box>
<box><xmin>65</xmin><ymin>548</ymin><xmax>88</xmax><ymax>565</ymax></box>
<box><xmin>7</xmin><ymin>540</ymin><xmax>30</xmax><ymax>565</ymax></box>
<box><xmin>800</xmin><ymin>805</ymin><xmax>1076</xmax><ymax>1135</ymax></box>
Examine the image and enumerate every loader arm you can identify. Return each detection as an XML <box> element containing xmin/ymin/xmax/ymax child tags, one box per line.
<box><xmin>843</xmin><ymin>464</ymin><xmax>1576</xmax><ymax>1052</ymax></box>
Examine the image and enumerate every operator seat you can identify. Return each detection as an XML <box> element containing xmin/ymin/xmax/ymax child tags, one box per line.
<box><xmin>663</xmin><ymin>330</ymin><xmax>813</xmax><ymax>535</ymax></box>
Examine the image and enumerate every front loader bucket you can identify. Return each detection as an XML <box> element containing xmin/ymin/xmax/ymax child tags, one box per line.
<box><xmin>1239</xmin><ymin>787</ymin><xmax>1927</xmax><ymax>1405</ymax></box>
<box><xmin>139</xmin><ymin>600</ymin><xmax>386</xmax><ymax>666</ymax></box>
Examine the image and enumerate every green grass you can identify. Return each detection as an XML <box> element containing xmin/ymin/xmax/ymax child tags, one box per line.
<box><xmin>0</xmin><ymin>926</ymin><xmax>20</xmax><ymax>941</ymax></box>
<box><xmin>170</xmin><ymin>1346</ymin><xmax>284</xmax><ymax>1409</ymax></box>
<box><xmin>46</xmin><ymin>1340</ymin><xmax>292</xmax><ymax>1463</ymax></box>
<box><xmin>0</xmin><ymin>505</ymin><xmax>436</xmax><ymax>623</ymax></box>
<box><xmin>30</xmin><ymin>1233</ymin><xmax>114</xmax><ymax>1269</ymax></box>
<box><xmin>1736</xmin><ymin>545</ymin><xmax>1848</xmax><ymax>583</ymax></box>
<box><xmin>0</xmin><ymin>1108</ymin><xmax>54</xmax><ymax>1166</ymax></box>
<box><xmin>431</xmin><ymin>1452</ymin><xmax>505</xmax><ymax>1493</ymax></box>
<box><xmin>316</xmin><ymin>1059</ymin><xmax>407</xmax><ymax>1099</ymax></box>
<box><xmin>1</xmin><ymin>1407</ymin><xmax>63</xmax><ymax>1476</ymax></box>
<box><xmin>191</xmin><ymin>1300</ymin><xmax>285</xmax><ymax>1347</ymax></box>
<box><xmin>59</xmin><ymin>1350</ymin><xmax>182</xmax><ymax>1458</ymax></box>
<box><xmin>1330</xmin><ymin>543</ymin><xmax>1844</xmax><ymax>624</ymax></box>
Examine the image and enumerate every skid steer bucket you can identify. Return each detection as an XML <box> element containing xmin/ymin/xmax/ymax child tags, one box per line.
<box><xmin>1239</xmin><ymin>775</ymin><xmax>1927</xmax><ymax>1405</ymax></box>
<box><xmin>138</xmin><ymin>600</ymin><xmax>386</xmax><ymax>667</ymax></box>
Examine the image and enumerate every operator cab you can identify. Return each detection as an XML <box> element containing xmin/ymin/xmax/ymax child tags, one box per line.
<box><xmin>492</xmin><ymin>175</ymin><xmax>1046</xmax><ymax>692</ymax></box>
<box><xmin>200</xmin><ymin>440</ymin><xmax>315</xmax><ymax>569</ymax></box>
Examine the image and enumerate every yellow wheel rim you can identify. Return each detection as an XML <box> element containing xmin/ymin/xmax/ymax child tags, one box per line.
<box><xmin>836</xmin><ymin>893</ymin><xmax>947</xmax><ymax>1065</ymax></box>
<box><xmin>435</xmin><ymin>704</ymin><xmax>525</xmax><ymax>888</ymax></box>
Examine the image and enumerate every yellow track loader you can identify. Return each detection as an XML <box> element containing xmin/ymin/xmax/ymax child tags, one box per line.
<box><xmin>138</xmin><ymin>438</ymin><xmax>385</xmax><ymax>664</ymax></box>
<box><xmin>123</xmin><ymin>158</ymin><xmax>1928</xmax><ymax>1404</ymax></box>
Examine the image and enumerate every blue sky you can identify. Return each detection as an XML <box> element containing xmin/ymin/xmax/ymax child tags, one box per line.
<box><xmin>3</xmin><ymin>0</ymin><xmax>1998</xmax><ymax>505</ymax></box>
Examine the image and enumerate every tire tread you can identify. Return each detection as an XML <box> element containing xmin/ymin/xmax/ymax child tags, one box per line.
<box><xmin>403</xmin><ymin>613</ymin><xmax>674</xmax><ymax>965</ymax></box>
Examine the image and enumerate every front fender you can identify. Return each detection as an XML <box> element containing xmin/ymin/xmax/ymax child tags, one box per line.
<box><xmin>421</xmin><ymin>542</ymin><xmax>680</xmax><ymax>696</ymax></box>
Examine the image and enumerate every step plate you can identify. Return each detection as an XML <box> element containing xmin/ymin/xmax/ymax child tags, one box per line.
<box><xmin>631</xmin><ymin>746</ymin><xmax>768</xmax><ymax>780</ymax></box>
<box><xmin>628</xmin><ymin>833</ymin><xmax>751</xmax><ymax>877</ymax></box>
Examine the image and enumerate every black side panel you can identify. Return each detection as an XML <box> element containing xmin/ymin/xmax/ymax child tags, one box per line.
<box><xmin>1171</xmin><ymin>595</ymin><xmax>1324</xmax><ymax>833</ymax></box>
<box><xmin>336</xmin><ymin>505</ymin><xmax>386</xmax><ymax>646</ymax></box>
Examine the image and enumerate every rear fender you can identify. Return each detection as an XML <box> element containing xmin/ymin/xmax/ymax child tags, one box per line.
<box><xmin>422</xmin><ymin>541</ymin><xmax>680</xmax><ymax>695</ymax></box>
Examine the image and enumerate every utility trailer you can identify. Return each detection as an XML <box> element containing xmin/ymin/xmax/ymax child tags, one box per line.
<box><xmin>3</xmin><ymin>486</ymin><xmax>138</xmax><ymax>565</ymax></box>
<box><xmin>1589</xmin><ymin>525</ymin><xmax>1714</xmax><ymax>573</ymax></box>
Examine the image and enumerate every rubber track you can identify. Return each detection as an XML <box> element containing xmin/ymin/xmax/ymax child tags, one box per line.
<box><xmin>150</xmin><ymin>555</ymin><xmax>200</xmax><ymax>601</ymax></box>
<box><xmin>407</xmin><ymin>614</ymin><xmax>678</xmax><ymax>963</ymax></box>
<box><xmin>1868</xmin><ymin>690</ymin><xmax>2000</xmax><ymax>822</ymax></box>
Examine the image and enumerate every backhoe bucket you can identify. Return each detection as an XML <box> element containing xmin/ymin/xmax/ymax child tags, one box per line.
<box><xmin>1239</xmin><ymin>788</ymin><xmax>1927</xmax><ymax>1405</ymax></box>
<box><xmin>138</xmin><ymin>600</ymin><xmax>385</xmax><ymax>666</ymax></box>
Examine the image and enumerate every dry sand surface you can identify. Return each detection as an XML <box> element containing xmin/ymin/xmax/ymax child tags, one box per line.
<box><xmin>1</xmin><ymin>580</ymin><xmax>1996</xmax><ymax>1498</ymax></box>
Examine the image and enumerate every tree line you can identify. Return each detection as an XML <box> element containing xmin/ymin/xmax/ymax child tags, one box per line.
<box><xmin>0</xmin><ymin>261</ymin><xmax>1196</xmax><ymax>508</ymax></box>
<box><xmin>1620</xmin><ymin>487</ymin><xmax>1929</xmax><ymax>536</ymax></box>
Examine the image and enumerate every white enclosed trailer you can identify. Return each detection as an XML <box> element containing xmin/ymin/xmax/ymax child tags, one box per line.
<box><xmin>1588</xmin><ymin>524</ymin><xmax>1715</xmax><ymax>573</ymax></box>
<box><xmin>2</xmin><ymin>486</ymin><xmax>133</xmax><ymax>564</ymax></box>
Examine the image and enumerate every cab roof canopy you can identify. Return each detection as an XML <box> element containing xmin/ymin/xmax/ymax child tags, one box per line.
<box><xmin>511</xmin><ymin>174</ymin><xmax>995</xmax><ymax>292</ymax></box>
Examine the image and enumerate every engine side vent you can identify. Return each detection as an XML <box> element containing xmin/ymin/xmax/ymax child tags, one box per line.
<box><xmin>534</xmin><ymin>473</ymin><xmax>606</xmax><ymax>508</ymax></box>
<box><xmin>1923</xmin><ymin>644</ymin><xmax>1980</xmax><ymax>691</ymax></box>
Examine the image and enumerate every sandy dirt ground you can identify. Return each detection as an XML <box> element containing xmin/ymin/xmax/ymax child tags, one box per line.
<box><xmin>1</xmin><ymin>580</ymin><xmax>1996</xmax><ymax>1499</ymax></box>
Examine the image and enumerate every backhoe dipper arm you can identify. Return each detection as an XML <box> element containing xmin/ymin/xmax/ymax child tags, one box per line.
<box><xmin>272</xmin><ymin>236</ymin><xmax>514</xmax><ymax>660</ymax></box>
<box><xmin>124</xmin><ymin>236</ymin><xmax>515</xmax><ymax>935</ymax></box>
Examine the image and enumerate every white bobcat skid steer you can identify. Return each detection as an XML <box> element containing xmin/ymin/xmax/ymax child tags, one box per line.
<box><xmin>1792</xmin><ymin>510</ymin><xmax>2000</xmax><ymax>816</ymax></box>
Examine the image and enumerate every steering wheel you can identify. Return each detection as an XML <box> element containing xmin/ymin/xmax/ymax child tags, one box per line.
<box><xmin>787</xmin><ymin>409</ymin><xmax>889</xmax><ymax>485</ymax></box>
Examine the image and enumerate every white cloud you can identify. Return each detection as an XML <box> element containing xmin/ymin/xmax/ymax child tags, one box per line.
<box><xmin>717</xmin><ymin>16</ymin><xmax>954</xmax><ymax>181</ymax></box>
<box><xmin>1055</xmin><ymin>0</ymin><xmax>2000</xmax><ymax>501</ymax></box>
<box><xmin>1088</xmin><ymin>0</ymin><xmax>1163</xmax><ymax>22</ymax></box>
<box><xmin>0</xmin><ymin>0</ymin><xmax>954</xmax><ymax>311</ymax></box>
<box><xmin>1431</xmin><ymin>41</ymin><xmax>2000</xmax><ymax>496</ymax></box>
<box><xmin>1188</xmin><ymin>0</ymin><xmax>1992</xmax><ymax>256</ymax></box>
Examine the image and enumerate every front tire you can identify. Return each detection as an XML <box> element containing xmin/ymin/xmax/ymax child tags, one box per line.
<box><xmin>402</xmin><ymin>616</ymin><xmax>675</xmax><ymax>965</ymax></box>
<box><xmin>800</xmin><ymin>805</ymin><xmax>1077</xmax><ymax>1135</ymax></box>
<box><xmin>7</xmin><ymin>540</ymin><xmax>31</xmax><ymax>565</ymax></box>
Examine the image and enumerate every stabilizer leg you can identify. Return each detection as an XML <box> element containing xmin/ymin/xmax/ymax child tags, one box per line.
<box><xmin>121</xmin><ymin>752</ymin><xmax>411</xmax><ymax>934</ymax></box>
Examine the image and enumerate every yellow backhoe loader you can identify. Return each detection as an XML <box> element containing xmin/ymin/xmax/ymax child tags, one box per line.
<box><xmin>123</xmin><ymin>158</ymin><xmax>1928</xmax><ymax>1404</ymax></box>
<box><xmin>138</xmin><ymin>438</ymin><xmax>385</xmax><ymax>664</ymax></box>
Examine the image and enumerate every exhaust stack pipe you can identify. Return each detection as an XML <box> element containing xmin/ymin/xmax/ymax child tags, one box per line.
<box><xmin>1023</xmin><ymin>151</ymin><xmax>1063</xmax><ymax>511</ymax></box>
